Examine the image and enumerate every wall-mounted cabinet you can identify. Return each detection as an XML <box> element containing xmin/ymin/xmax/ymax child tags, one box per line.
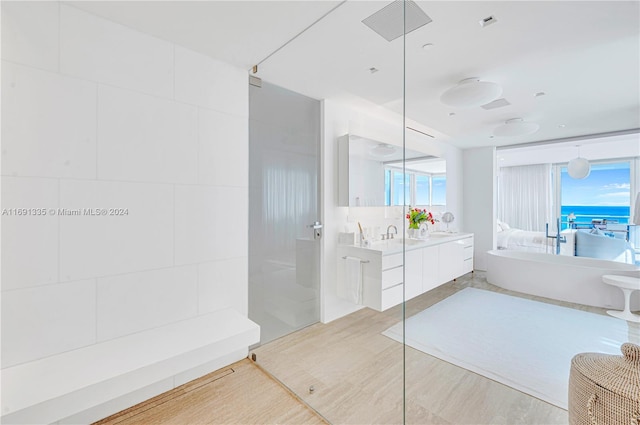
<box><xmin>337</xmin><ymin>134</ymin><xmax>446</xmax><ymax>207</ymax></box>
<box><xmin>337</xmin><ymin>233</ymin><xmax>474</xmax><ymax>311</ymax></box>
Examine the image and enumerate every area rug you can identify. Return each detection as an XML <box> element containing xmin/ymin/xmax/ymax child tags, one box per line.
<box><xmin>382</xmin><ymin>287</ymin><xmax>630</xmax><ymax>409</ymax></box>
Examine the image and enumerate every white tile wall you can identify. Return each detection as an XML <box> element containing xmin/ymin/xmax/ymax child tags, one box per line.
<box><xmin>174</xmin><ymin>185</ymin><xmax>247</xmax><ymax>265</ymax></box>
<box><xmin>174</xmin><ymin>46</ymin><xmax>248</xmax><ymax>116</ymax></box>
<box><xmin>1</xmin><ymin>61</ymin><xmax>97</xmax><ymax>179</ymax></box>
<box><xmin>96</xmin><ymin>266</ymin><xmax>198</xmax><ymax>341</ymax></box>
<box><xmin>60</xmin><ymin>5</ymin><xmax>174</xmax><ymax>99</ymax></box>
<box><xmin>97</xmin><ymin>85</ymin><xmax>197</xmax><ymax>184</ymax></box>
<box><xmin>2</xmin><ymin>4</ymin><xmax>250</xmax><ymax>414</ymax></box>
<box><xmin>1</xmin><ymin>1</ymin><xmax>59</xmax><ymax>72</ymax></box>
<box><xmin>198</xmin><ymin>258</ymin><xmax>248</xmax><ymax>315</ymax></box>
<box><xmin>1</xmin><ymin>280</ymin><xmax>96</xmax><ymax>368</ymax></box>
<box><xmin>1</xmin><ymin>177</ymin><xmax>59</xmax><ymax>290</ymax></box>
<box><xmin>59</xmin><ymin>180</ymin><xmax>174</xmax><ymax>281</ymax></box>
<box><xmin>198</xmin><ymin>108</ymin><xmax>248</xmax><ymax>187</ymax></box>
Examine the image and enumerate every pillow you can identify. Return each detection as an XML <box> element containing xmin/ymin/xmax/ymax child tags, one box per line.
<box><xmin>496</xmin><ymin>220</ymin><xmax>504</xmax><ymax>232</ymax></box>
<box><xmin>501</xmin><ymin>221</ymin><xmax>511</xmax><ymax>230</ymax></box>
<box><xmin>589</xmin><ymin>227</ymin><xmax>605</xmax><ymax>236</ymax></box>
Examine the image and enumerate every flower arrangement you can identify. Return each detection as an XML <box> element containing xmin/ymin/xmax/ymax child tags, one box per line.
<box><xmin>406</xmin><ymin>207</ymin><xmax>436</xmax><ymax>229</ymax></box>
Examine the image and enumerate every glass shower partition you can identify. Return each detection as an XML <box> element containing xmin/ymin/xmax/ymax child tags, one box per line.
<box><xmin>249</xmin><ymin>1</ymin><xmax>408</xmax><ymax>424</ymax></box>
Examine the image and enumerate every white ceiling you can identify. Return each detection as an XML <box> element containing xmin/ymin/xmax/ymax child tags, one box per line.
<box><xmin>70</xmin><ymin>1</ymin><xmax>640</xmax><ymax>149</ymax></box>
<box><xmin>497</xmin><ymin>131</ymin><xmax>640</xmax><ymax>167</ymax></box>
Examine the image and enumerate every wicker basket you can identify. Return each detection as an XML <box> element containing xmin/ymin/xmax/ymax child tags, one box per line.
<box><xmin>569</xmin><ymin>343</ymin><xmax>640</xmax><ymax>425</ymax></box>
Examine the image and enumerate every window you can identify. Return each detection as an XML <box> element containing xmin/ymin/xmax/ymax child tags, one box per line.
<box><xmin>385</xmin><ymin>167</ymin><xmax>446</xmax><ymax>207</ymax></box>
<box><xmin>415</xmin><ymin>175</ymin><xmax>430</xmax><ymax>205</ymax></box>
<box><xmin>392</xmin><ymin>171</ymin><xmax>410</xmax><ymax>206</ymax></box>
<box><xmin>432</xmin><ymin>176</ymin><xmax>446</xmax><ymax>206</ymax></box>
<box><xmin>559</xmin><ymin>161</ymin><xmax>631</xmax><ymax>230</ymax></box>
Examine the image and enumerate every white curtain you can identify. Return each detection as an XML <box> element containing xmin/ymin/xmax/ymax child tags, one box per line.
<box><xmin>498</xmin><ymin>164</ymin><xmax>553</xmax><ymax>232</ymax></box>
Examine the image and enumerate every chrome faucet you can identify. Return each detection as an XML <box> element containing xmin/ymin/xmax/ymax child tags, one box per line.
<box><xmin>386</xmin><ymin>225</ymin><xmax>398</xmax><ymax>239</ymax></box>
<box><xmin>545</xmin><ymin>218</ymin><xmax>567</xmax><ymax>255</ymax></box>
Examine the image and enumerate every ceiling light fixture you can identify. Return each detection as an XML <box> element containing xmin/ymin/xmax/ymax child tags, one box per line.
<box><xmin>567</xmin><ymin>145</ymin><xmax>591</xmax><ymax>179</ymax></box>
<box><xmin>440</xmin><ymin>78</ymin><xmax>502</xmax><ymax>108</ymax></box>
<box><xmin>492</xmin><ymin>118</ymin><xmax>540</xmax><ymax>137</ymax></box>
<box><xmin>370</xmin><ymin>143</ymin><xmax>396</xmax><ymax>158</ymax></box>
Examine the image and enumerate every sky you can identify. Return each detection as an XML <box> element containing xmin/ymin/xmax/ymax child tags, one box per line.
<box><xmin>561</xmin><ymin>162</ymin><xmax>631</xmax><ymax>206</ymax></box>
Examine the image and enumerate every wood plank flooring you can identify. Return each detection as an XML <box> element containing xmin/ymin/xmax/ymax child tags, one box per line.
<box><xmin>95</xmin><ymin>272</ymin><xmax>615</xmax><ymax>425</ymax></box>
<box><xmin>252</xmin><ymin>272</ymin><xmax>608</xmax><ymax>425</ymax></box>
<box><xmin>94</xmin><ymin>359</ymin><xmax>328</xmax><ymax>425</ymax></box>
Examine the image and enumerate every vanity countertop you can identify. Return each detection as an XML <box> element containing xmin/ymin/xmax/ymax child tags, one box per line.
<box><xmin>345</xmin><ymin>232</ymin><xmax>473</xmax><ymax>255</ymax></box>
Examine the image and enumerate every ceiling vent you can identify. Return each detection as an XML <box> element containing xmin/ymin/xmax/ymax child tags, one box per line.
<box><xmin>481</xmin><ymin>98</ymin><xmax>511</xmax><ymax>110</ymax></box>
<box><xmin>362</xmin><ymin>0</ymin><xmax>432</xmax><ymax>42</ymax></box>
<box><xmin>479</xmin><ymin>15</ymin><xmax>497</xmax><ymax>27</ymax></box>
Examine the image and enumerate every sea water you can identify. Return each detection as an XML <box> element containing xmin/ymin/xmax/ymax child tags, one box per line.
<box><xmin>561</xmin><ymin>205</ymin><xmax>630</xmax><ymax>229</ymax></box>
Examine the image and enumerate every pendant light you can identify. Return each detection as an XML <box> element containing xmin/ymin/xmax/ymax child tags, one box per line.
<box><xmin>567</xmin><ymin>145</ymin><xmax>591</xmax><ymax>179</ymax></box>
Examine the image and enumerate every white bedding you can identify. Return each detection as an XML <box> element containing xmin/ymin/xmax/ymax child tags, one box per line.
<box><xmin>497</xmin><ymin>228</ymin><xmax>553</xmax><ymax>253</ymax></box>
<box><xmin>497</xmin><ymin>228</ymin><xmax>575</xmax><ymax>255</ymax></box>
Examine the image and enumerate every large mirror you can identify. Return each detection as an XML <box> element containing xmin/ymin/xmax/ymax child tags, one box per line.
<box><xmin>339</xmin><ymin>134</ymin><xmax>446</xmax><ymax>207</ymax></box>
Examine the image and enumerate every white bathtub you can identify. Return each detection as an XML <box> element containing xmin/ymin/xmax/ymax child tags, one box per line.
<box><xmin>486</xmin><ymin>250</ymin><xmax>640</xmax><ymax>310</ymax></box>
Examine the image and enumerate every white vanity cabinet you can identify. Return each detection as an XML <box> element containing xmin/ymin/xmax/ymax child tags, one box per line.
<box><xmin>422</xmin><ymin>245</ymin><xmax>440</xmax><ymax>293</ymax></box>
<box><xmin>405</xmin><ymin>249</ymin><xmax>423</xmax><ymax>299</ymax></box>
<box><xmin>438</xmin><ymin>235</ymin><xmax>474</xmax><ymax>284</ymax></box>
<box><xmin>337</xmin><ymin>233</ymin><xmax>474</xmax><ymax>312</ymax></box>
<box><xmin>380</xmin><ymin>253</ymin><xmax>404</xmax><ymax>311</ymax></box>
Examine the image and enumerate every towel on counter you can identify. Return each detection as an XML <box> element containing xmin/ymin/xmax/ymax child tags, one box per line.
<box><xmin>338</xmin><ymin>256</ymin><xmax>363</xmax><ymax>304</ymax></box>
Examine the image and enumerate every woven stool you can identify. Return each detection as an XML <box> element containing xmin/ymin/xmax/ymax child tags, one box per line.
<box><xmin>569</xmin><ymin>343</ymin><xmax>640</xmax><ymax>425</ymax></box>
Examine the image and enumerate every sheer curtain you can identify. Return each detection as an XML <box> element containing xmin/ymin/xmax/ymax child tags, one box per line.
<box><xmin>498</xmin><ymin>164</ymin><xmax>553</xmax><ymax>231</ymax></box>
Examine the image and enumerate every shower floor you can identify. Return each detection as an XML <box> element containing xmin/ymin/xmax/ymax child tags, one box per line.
<box><xmin>94</xmin><ymin>359</ymin><xmax>327</xmax><ymax>425</ymax></box>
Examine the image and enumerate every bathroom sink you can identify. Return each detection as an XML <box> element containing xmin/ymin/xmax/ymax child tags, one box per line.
<box><xmin>429</xmin><ymin>232</ymin><xmax>454</xmax><ymax>238</ymax></box>
<box><xmin>403</xmin><ymin>238</ymin><xmax>429</xmax><ymax>245</ymax></box>
<box><xmin>370</xmin><ymin>238</ymin><xmax>426</xmax><ymax>249</ymax></box>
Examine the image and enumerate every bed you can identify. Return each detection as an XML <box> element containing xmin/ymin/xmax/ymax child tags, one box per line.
<box><xmin>496</xmin><ymin>220</ymin><xmax>575</xmax><ymax>255</ymax></box>
<box><xmin>496</xmin><ymin>220</ymin><xmax>635</xmax><ymax>264</ymax></box>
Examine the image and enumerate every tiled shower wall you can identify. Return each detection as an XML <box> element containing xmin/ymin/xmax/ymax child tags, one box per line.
<box><xmin>1</xmin><ymin>2</ymin><xmax>248</xmax><ymax>368</ymax></box>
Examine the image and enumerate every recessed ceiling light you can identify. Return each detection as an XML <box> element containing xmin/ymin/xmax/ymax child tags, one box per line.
<box><xmin>369</xmin><ymin>67</ymin><xmax>379</xmax><ymax>74</ymax></box>
<box><xmin>422</xmin><ymin>43</ymin><xmax>435</xmax><ymax>50</ymax></box>
<box><xmin>558</xmin><ymin>124</ymin><xmax>566</xmax><ymax>128</ymax></box>
<box><xmin>534</xmin><ymin>92</ymin><xmax>546</xmax><ymax>97</ymax></box>
<box><xmin>448</xmin><ymin>112</ymin><xmax>456</xmax><ymax>117</ymax></box>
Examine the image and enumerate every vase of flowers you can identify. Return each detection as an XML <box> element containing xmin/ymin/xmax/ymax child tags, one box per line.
<box><xmin>406</xmin><ymin>207</ymin><xmax>436</xmax><ymax>238</ymax></box>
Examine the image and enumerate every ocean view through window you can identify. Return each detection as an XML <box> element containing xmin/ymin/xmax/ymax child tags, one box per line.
<box><xmin>560</xmin><ymin>161</ymin><xmax>631</xmax><ymax>230</ymax></box>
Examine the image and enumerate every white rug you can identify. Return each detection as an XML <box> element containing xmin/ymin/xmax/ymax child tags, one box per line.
<box><xmin>382</xmin><ymin>287</ymin><xmax>631</xmax><ymax>409</ymax></box>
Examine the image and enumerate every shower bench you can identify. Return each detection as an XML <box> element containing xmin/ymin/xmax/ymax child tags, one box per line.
<box><xmin>1</xmin><ymin>309</ymin><xmax>259</xmax><ymax>424</ymax></box>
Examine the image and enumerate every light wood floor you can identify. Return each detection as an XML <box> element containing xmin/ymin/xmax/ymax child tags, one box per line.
<box><xmin>252</xmin><ymin>272</ymin><xmax>612</xmax><ymax>425</ymax></box>
<box><xmin>95</xmin><ymin>359</ymin><xmax>328</xmax><ymax>425</ymax></box>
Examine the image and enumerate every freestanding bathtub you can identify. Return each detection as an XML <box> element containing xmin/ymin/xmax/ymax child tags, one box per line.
<box><xmin>486</xmin><ymin>250</ymin><xmax>640</xmax><ymax>310</ymax></box>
